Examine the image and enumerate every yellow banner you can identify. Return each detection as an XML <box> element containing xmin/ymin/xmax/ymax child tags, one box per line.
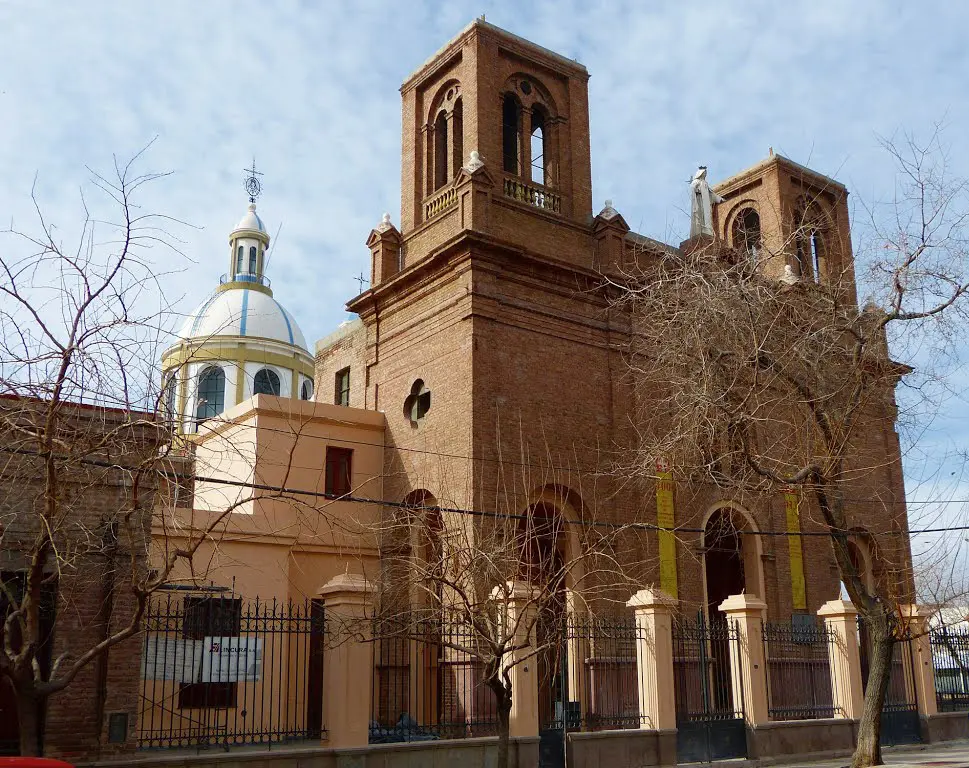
<box><xmin>656</xmin><ymin>468</ymin><xmax>678</xmax><ymax>598</ymax></box>
<box><xmin>785</xmin><ymin>491</ymin><xmax>807</xmax><ymax>610</ymax></box>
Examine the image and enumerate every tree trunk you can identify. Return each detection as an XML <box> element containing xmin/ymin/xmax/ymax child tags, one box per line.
<box><xmin>852</xmin><ymin>613</ymin><xmax>894</xmax><ymax>768</ymax></box>
<box><xmin>15</xmin><ymin>684</ymin><xmax>43</xmax><ymax>757</ymax></box>
<box><xmin>489</xmin><ymin>675</ymin><xmax>513</xmax><ymax>768</ymax></box>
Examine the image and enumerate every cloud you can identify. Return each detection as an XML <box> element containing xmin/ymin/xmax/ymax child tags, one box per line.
<box><xmin>2</xmin><ymin>0</ymin><xmax>969</xmax><ymax>508</ymax></box>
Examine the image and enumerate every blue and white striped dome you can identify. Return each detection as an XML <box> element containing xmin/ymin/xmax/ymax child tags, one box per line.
<box><xmin>178</xmin><ymin>286</ymin><xmax>308</xmax><ymax>350</ymax></box>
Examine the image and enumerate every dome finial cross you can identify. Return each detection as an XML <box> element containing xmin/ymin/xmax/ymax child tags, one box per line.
<box><xmin>243</xmin><ymin>157</ymin><xmax>263</xmax><ymax>203</ymax></box>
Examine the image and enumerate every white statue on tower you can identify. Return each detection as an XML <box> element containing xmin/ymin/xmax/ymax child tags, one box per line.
<box><xmin>689</xmin><ymin>166</ymin><xmax>724</xmax><ymax>238</ymax></box>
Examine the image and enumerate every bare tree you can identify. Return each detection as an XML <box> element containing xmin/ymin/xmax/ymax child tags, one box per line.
<box><xmin>363</xmin><ymin>474</ymin><xmax>644</xmax><ymax>768</ymax></box>
<box><xmin>612</xmin><ymin>133</ymin><xmax>969</xmax><ymax>768</ymax></box>
<box><xmin>0</xmin><ymin>149</ymin><xmax>295</xmax><ymax>756</ymax></box>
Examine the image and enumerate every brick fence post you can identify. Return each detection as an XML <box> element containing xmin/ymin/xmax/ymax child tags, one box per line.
<box><xmin>626</xmin><ymin>587</ymin><xmax>677</xmax><ymax>731</ymax></box>
<box><xmin>818</xmin><ymin>599</ymin><xmax>864</xmax><ymax>720</ymax></box>
<box><xmin>319</xmin><ymin>573</ymin><xmax>374</xmax><ymax>748</ymax></box>
<box><xmin>901</xmin><ymin>604</ymin><xmax>938</xmax><ymax>718</ymax></box>
<box><xmin>719</xmin><ymin>594</ymin><xmax>770</xmax><ymax>726</ymax></box>
<box><xmin>492</xmin><ymin>581</ymin><xmax>540</xmax><ymax>738</ymax></box>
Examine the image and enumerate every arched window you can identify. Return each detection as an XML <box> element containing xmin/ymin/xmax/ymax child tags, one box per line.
<box><xmin>521</xmin><ymin>502</ymin><xmax>564</xmax><ymax>584</ymax></box>
<box><xmin>794</xmin><ymin>200</ymin><xmax>827</xmax><ymax>282</ymax></box>
<box><xmin>253</xmin><ymin>368</ymin><xmax>281</xmax><ymax>396</ymax></box>
<box><xmin>530</xmin><ymin>109</ymin><xmax>546</xmax><ymax>185</ymax></box>
<box><xmin>248</xmin><ymin>246</ymin><xmax>258</xmax><ymax>275</ymax></box>
<box><xmin>195</xmin><ymin>366</ymin><xmax>225</xmax><ymax>423</ymax></box>
<box><xmin>502</xmin><ymin>94</ymin><xmax>521</xmax><ymax>175</ymax></box>
<box><xmin>732</xmin><ymin>208</ymin><xmax>761</xmax><ymax>262</ymax></box>
<box><xmin>236</xmin><ymin>245</ymin><xmax>244</xmax><ymax>274</ymax></box>
<box><xmin>162</xmin><ymin>373</ymin><xmax>177</xmax><ymax>421</ymax></box>
<box><xmin>300</xmin><ymin>379</ymin><xmax>314</xmax><ymax>401</ymax></box>
<box><xmin>434</xmin><ymin>111</ymin><xmax>448</xmax><ymax>191</ymax></box>
<box><xmin>810</xmin><ymin>230</ymin><xmax>824</xmax><ymax>283</ymax></box>
<box><xmin>451</xmin><ymin>99</ymin><xmax>463</xmax><ymax>179</ymax></box>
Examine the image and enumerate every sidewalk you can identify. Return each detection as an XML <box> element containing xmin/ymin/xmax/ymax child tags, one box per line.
<box><xmin>763</xmin><ymin>740</ymin><xmax>969</xmax><ymax>768</ymax></box>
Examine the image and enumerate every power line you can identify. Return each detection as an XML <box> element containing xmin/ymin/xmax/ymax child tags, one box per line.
<box><xmin>177</xmin><ymin>413</ymin><xmax>953</xmax><ymax>508</ymax></box>
<box><xmin>3</xmin><ymin>445</ymin><xmax>965</xmax><ymax>539</ymax></box>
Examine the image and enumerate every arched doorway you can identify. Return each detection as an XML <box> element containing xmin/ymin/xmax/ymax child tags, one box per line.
<box><xmin>704</xmin><ymin>510</ymin><xmax>746</xmax><ymax>620</ymax></box>
<box><xmin>520</xmin><ymin>502</ymin><xmax>568</xmax><ymax>732</ymax></box>
<box><xmin>700</xmin><ymin>506</ymin><xmax>763</xmax><ymax>716</ymax></box>
<box><xmin>403</xmin><ymin>490</ymin><xmax>443</xmax><ymax>729</ymax></box>
<box><xmin>702</xmin><ymin>504</ymin><xmax>764</xmax><ymax>617</ymax></box>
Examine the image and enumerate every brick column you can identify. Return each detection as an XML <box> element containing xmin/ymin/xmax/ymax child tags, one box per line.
<box><xmin>818</xmin><ymin>599</ymin><xmax>864</xmax><ymax>720</ymax></box>
<box><xmin>319</xmin><ymin>573</ymin><xmax>374</xmax><ymax>748</ymax></box>
<box><xmin>626</xmin><ymin>587</ymin><xmax>678</xmax><ymax>731</ymax></box>
<box><xmin>492</xmin><ymin>581</ymin><xmax>540</xmax><ymax>738</ymax></box>
<box><xmin>901</xmin><ymin>605</ymin><xmax>938</xmax><ymax>717</ymax></box>
<box><xmin>719</xmin><ymin>594</ymin><xmax>769</xmax><ymax>726</ymax></box>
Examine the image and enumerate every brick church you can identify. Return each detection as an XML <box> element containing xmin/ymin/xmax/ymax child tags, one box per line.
<box><xmin>311</xmin><ymin>17</ymin><xmax>913</xmax><ymax>622</ymax></box>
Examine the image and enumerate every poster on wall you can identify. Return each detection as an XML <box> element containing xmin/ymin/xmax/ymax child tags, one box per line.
<box><xmin>140</xmin><ymin>635</ymin><xmax>202</xmax><ymax>682</ymax></box>
<box><xmin>199</xmin><ymin>636</ymin><xmax>263</xmax><ymax>682</ymax></box>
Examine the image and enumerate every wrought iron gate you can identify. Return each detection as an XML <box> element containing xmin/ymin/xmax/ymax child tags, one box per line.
<box><xmin>139</xmin><ymin>594</ymin><xmax>326</xmax><ymax>750</ymax></box>
<box><xmin>881</xmin><ymin>640</ymin><xmax>921</xmax><ymax>745</ymax></box>
<box><xmin>673</xmin><ymin>612</ymin><xmax>747</xmax><ymax>763</ymax></box>
<box><xmin>859</xmin><ymin>620</ymin><xmax>921</xmax><ymax>746</ymax></box>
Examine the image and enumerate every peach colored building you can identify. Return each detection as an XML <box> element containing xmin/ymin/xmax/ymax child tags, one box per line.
<box><xmin>141</xmin><ymin>395</ymin><xmax>384</xmax><ymax>748</ymax></box>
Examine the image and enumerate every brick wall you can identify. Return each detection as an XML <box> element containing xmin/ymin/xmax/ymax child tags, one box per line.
<box><xmin>0</xmin><ymin>398</ymin><xmax>158</xmax><ymax>758</ymax></box>
<box><xmin>320</xmin><ymin>21</ymin><xmax>914</xmax><ymax>625</ymax></box>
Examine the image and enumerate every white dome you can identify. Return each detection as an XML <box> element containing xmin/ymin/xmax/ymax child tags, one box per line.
<box><xmin>178</xmin><ymin>287</ymin><xmax>307</xmax><ymax>350</ymax></box>
<box><xmin>234</xmin><ymin>203</ymin><xmax>266</xmax><ymax>234</ymax></box>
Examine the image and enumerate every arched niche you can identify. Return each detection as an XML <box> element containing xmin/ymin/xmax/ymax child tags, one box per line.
<box><xmin>700</xmin><ymin>502</ymin><xmax>766</xmax><ymax>620</ymax></box>
<box><xmin>522</xmin><ymin>484</ymin><xmax>586</xmax><ymax>594</ymax></box>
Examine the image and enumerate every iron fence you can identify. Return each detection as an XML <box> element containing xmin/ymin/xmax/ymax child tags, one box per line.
<box><xmin>672</xmin><ymin>612</ymin><xmax>747</xmax><ymax>763</ymax></box>
<box><xmin>763</xmin><ymin>618</ymin><xmax>839</xmax><ymax>721</ymax></box>
<box><xmin>139</xmin><ymin>593</ymin><xmax>326</xmax><ymax>750</ymax></box>
<box><xmin>931</xmin><ymin>624</ymin><xmax>969</xmax><ymax>712</ymax></box>
<box><xmin>858</xmin><ymin>618</ymin><xmax>921</xmax><ymax>745</ymax></box>
<box><xmin>539</xmin><ymin>613</ymin><xmax>645</xmax><ymax>732</ymax></box>
<box><xmin>370</xmin><ymin>616</ymin><xmax>498</xmax><ymax>742</ymax></box>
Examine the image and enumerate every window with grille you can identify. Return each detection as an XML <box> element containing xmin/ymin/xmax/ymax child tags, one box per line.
<box><xmin>253</xmin><ymin>368</ymin><xmax>281</xmax><ymax>397</ymax></box>
<box><xmin>334</xmin><ymin>367</ymin><xmax>350</xmax><ymax>406</ymax></box>
<box><xmin>325</xmin><ymin>447</ymin><xmax>353</xmax><ymax>497</ymax></box>
<box><xmin>195</xmin><ymin>366</ymin><xmax>225</xmax><ymax>424</ymax></box>
<box><xmin>178</xmin><ymin>596</ymin><xmax>242</xmax><ymax>709</ymax></box>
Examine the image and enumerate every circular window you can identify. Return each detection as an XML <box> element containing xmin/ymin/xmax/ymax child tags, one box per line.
<box><xmin>403</xmin><ymin>379</ymin><xmax>431</xmax><ymax>428</ymax></box>
<box><xmin>519</xmin><ymin>80</ymin><xmax>532</xmax><ymax>95</ymax></box>
<box><xmin>446</xmin><ymin>87</ymin><xmax>455</xmax><ymax>101</ymax></box>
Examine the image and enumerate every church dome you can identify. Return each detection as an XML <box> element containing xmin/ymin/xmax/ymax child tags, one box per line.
<box><xmin>233</xmin><ymin>203</ymin><xmax>267</xmax><ymax>234</ymax></box>
<box><xmin>178</xmin><ymin>287</ymin><xmax>308</xmax><ymax>350</ymax></box>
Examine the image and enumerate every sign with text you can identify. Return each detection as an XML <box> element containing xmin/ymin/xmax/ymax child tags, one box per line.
<box><xmin>141</xmin><ymin>635</ymin><xmax>201</xmax><ymax>682</ymax></box>
<box><xmin>200</xmin><ymin>636</ymin><xmax>263</xmax><ymax>682</ymax></box>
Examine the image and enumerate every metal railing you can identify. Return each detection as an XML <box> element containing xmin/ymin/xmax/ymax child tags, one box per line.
<box><xmin>219</xmin><ymin>272</ymin><xmax>271</xmax><ymax>287</ymax></box>
<box><xmin>763</xmin><ymin>618</ymin><xmax>839</xmax><ymax>721</ymax></box>
<box><xmin>537</xmin><ymin>612</ymin><xmax>645</xmax><ymax>733</ymax></box>
<box><xmin>930</xmin><ymin>624</ymin><xmax>969</xmax><ymax>712</ymax></box>
<box><xmin>502</xmin><ymin>176</ymin><xmax>562</xmax><ymax>213</ymax></box>
<box><xmin>370</xmin><ymin>615</ymin><xmax>498</xmax><ymax>742</ymax></box>
<box><xmin>672</xmin><ymin>613</ymin><xmax>743</xmax><ymax>723</ymax></box>
<box><xmin>139</xmin><ymin>594</ymin><xmax>326</xmax><ymax>750</ymax></box>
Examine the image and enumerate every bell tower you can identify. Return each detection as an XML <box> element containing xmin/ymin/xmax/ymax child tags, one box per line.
<box><xmin>712</xmin><ymin>154</ymin><xmax>856</xmax><ymax>297</ymax></box>
<box><xmin>398</xmin><ymin>19</ymin><xmax>593</xmax><ymax>237</ymax></box>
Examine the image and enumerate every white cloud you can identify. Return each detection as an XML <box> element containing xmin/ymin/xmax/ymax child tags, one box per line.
<box><xmin>3</xmin><ymin>0</ymin><xmax>969</xmax><ymax>511</ymax></box>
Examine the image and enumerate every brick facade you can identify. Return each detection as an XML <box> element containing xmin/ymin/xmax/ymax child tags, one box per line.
<box><xmin>314</xmin><ymin>20</ymin><xmax>913</xmax><ymax>622</ymax></box>
<box><xmin>0</xmin><ymin>397</ymin><xmax>158</xmax><ymax>758</ymax></box>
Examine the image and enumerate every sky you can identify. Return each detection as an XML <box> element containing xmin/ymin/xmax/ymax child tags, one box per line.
<box><xmin>3</xmin><ymin>1</ymin><xmax>969</xmax><ymax>549</ymax></box>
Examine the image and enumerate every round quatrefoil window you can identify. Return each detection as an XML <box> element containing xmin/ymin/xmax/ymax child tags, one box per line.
<box><xmin>404</xmin><ymin>379</ymin><xmax>431</xmax><ymax>428</ymax></box>
<box><xmin>519</xmin><ymin>80</ymin><xmax>532</xmax><ymax>95</ymax></box>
